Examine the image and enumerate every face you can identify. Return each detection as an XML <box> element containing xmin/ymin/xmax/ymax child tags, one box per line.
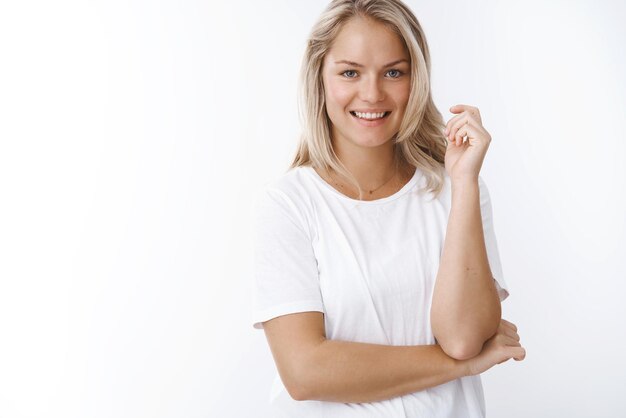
<box><xmin>321</xmin><ymin>17</ymin><xmax>411</xmax><ymax>150</ymax></box>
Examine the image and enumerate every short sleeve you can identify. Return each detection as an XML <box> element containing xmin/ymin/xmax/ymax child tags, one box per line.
<box><xmin>251</xmin><ymin>187</ymin><xmax>325</xmax><ymax>330</ymax></box>
<box><xmin>478</xmin><ymin>176</ymin><xmax>510</xmax><ymax>302</ymax></box>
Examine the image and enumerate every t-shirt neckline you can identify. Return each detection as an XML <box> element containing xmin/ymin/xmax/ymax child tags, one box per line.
<box><xmin>303</xmin><ymin>164</ymin><xmax>420</xmax><ymax>205</ymax></box>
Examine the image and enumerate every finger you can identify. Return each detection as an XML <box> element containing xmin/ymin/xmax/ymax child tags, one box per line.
<box><xmin>507</xmin><ymin>330</ymin><xmax>521</xmax><ymax>342</ymax></box>
<box><xmin>498</xmin><ymin>346</ymin><xmax>525</xmax><ymax>364</ymax></box>
<box><xmin>501</xmin><ymin>335</ymin><xmax>521</xmax><ymax>347</ymax></box>
<box><xmin>500</xmin><ymin>327</ymin><xmax>520</xmax><ymax>342</ymax></box>
<box><xmin>499</xmin><ymin>322</ymin><xmax>520</xmax><ymax>339</ymax></box>
<box><xmin>456</xmin><ymin>128</ymin><xmax>466</xmax><ymax>147</ymax></box>
<box><xmin>449</xmin><ymin>113</ymin><xmax>477</xmax><ymax>146</ymax></box>
<box><xmin>450</xmin><ymin>104</ymin><xmax>482</xmax><ymax>124</ymax></box>
<box><xmin>453</xmin><ymin>121</ymin><xmax>486</xmax><ymax>147</ymax></box>
<box><xmin>445</xmin><ymin>111</ymin><xmax>472</xmax><ymax>138</ymax></box>
<box><xmin>513</xmin><ymin>347</ymin><xmax>526</xmax><ymax>361</ymax></box>
<box><xmin>444</xmin><ymin>113</ymin><xmax>465</xmax><ymax>136</ymax></box>
<box><xmin>501</xmin><ymin>319</ymin><xmax>518</xmax><ymax>332</ymax></box>
<box><xmin>449</xmin><ymin>104</ymin><xmax>467</xmax><ymax>114</ymax></box>
<box><xmin>499</xmin><ymin>327</ymin><xmax>520</xmax><ymax>342</ymax></box>
<box><xmin>449</xmin><ymin>104</ymin><xmax>474</xmax><ymax>114</ymax></box>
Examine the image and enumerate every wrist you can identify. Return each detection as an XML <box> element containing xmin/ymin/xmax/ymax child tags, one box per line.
<box><xmin>451</xmin><ymin>176</ymin><xmax>479</xmax><ymax>186</ymax></box>
<box><xmin>450</xmin><ymin>178</ymin><xmax>479</xmax><ymax>198</ymax></box>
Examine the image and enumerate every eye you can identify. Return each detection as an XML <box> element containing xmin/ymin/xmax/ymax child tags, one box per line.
<box><xmin>340</xmin><ymin>69</ymin><xmax>405</xmax><ymax>79</ymax></box>
<box><xmin>386</xmin><ymin>69</ymin><xmax>404</xmax><ymax>78</ymax></box>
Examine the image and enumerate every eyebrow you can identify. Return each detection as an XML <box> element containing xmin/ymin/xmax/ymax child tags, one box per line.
<box><xmin>334</xmin><ymin>59</ymin><xmax>409</xmax><ymax>67</ymax></box>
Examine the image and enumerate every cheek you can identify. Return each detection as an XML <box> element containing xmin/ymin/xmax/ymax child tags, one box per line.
<box><xmin>393</xmin><ymin>82</ymin><xmax>411</xmax><ymax>106</ymax></box>
<box><xmin>324</xmin><ymin>79</ymin><xmax>353</xmax><ymax>109</ymax></box>
<box><xmin>388</xmin><ymin>87</ymin><xmax>410</xmax><ymax>120</ymax></box>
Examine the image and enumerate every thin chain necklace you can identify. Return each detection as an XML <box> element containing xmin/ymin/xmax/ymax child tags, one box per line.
<box><xmin>329</xmin><ymin>157</ymin><xmax>400</xmax><ymax>199</ymax></box>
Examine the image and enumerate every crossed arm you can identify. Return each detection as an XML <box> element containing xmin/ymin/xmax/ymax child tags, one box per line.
<box><xmin>430</xmin><ymin>178</ymin><xmax>502</xmax><ymax>360</ymax></box>
<box><xmin>261</xmin><ymin>177</ymin><xmax>504</xmax><ymax>402</ymax></box>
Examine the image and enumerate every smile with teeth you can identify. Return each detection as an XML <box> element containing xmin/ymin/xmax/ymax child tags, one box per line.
<box><xmin>350</xmin><ymin>111</ymin><xmax>390</xmax><ymax>120</ymax></box>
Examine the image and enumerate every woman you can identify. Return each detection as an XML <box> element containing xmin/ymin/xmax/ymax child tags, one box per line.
<box><xmin>251</xmin><ymin>0</ymin><xmax>526</xmax><ymax>416</ymax></box>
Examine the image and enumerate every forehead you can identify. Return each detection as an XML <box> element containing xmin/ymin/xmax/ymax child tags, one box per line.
<box><xmin>326</xmin><ymin>17</ymin><xmax>409</xmax><ymax>65</ymax></box>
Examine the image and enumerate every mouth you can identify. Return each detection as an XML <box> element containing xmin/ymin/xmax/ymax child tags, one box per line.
<box><xmin>349</xmin><ymin>110</ymin><xmax>392</xmax><ymax>121</ymax></box>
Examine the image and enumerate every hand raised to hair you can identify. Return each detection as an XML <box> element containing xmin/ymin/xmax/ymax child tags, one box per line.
<box><xmin>443</xmin><ymin>104</ymin><xmax>492</xmax><ymax>182</ymax></box>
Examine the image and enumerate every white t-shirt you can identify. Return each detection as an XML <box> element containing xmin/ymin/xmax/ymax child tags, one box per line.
<box><xmin>251</xmin><ymin>164</ymin><xmax>509</xmax><ymax>418</ymax></box>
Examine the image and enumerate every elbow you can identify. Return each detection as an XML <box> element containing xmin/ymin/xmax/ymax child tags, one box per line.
<box><xmin>284</xmin><ymin>352</ymin><xmax>322</xmax><ymax>401</ymax></box>
<box><xmin>282</xmin><ymin>362</ymin><xmax>312</xmax><ymax>401</ymax></box>
<box><xmin>433</xmin><ymin>327</ymin><xmax>487</xmax><ymax>360</ymax></box>
<box><xmin>441</xmin><ymin>338</ymin><xmax>485</xmax><ymax>361</ymax></box>
<box><xmin>286</xmin><ymin>382</ymin><xmax>309</xmax><ymax>402</ymax></box>
<box><xmin>444</xmin><ymin>319</ymin><xmax>500</xmax><ymax>360</ymax></box>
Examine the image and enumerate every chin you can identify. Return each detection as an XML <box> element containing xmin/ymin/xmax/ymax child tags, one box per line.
<box><xmin>352</xmin><ymin>133</ymin><xmax>396</xmax><ymax>147</ymax></box>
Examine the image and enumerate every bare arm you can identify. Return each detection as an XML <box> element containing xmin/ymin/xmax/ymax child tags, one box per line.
<box><xmin>263</xmin><ymin>312</ymin><xmax>471</xmax><ymax>403</ymax></box>
<box><xmin>301</xmin><ymin>338</ymin><xmax>470</xmax><ymax>403</ymax></box>
<box><xmin>430</xmin><ymin>178</ymin><xmax>501</xmax><ymax>360</ymax></box>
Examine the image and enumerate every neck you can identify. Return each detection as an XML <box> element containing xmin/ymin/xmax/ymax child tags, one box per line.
<box><xmin>330</xmin><ymin>138</ymin><xmax>400</xmax><ymax>190</ymax></box>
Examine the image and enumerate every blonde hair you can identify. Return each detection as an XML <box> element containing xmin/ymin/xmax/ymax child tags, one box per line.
<box><xmin>288</xmin><ymin>0</ymin><xmax>449</xmax><ymax>199</ymax></box>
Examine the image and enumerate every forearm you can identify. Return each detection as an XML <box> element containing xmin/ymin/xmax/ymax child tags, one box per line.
<box><xmin>300</xmin><ymin>339</ymin><xmax>470</xmax><ymax>403</ymax></box>
<box><xmin>430</xmin><ymin>178</ymin><xmax>501</xmax><ymax>358</ymax></box>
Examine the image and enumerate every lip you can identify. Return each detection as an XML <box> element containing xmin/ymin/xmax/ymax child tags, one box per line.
<box><xmin>351</xmin><ymin>109</ymin><xmax>391</xmax><ymax>113</ymax></box>
<box><xmin>349</xmin><ymin>110</ymin><xmax>391</xmax><ymax>127</ymax></box>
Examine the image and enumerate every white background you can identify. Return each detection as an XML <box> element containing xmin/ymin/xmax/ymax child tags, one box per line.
<box><xmin>0</xmin><ymin>0</ymin><xmax>625</xmax><ymax>417</ymax></box>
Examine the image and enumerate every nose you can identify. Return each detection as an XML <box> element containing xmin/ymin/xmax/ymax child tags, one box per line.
<box><xmin>359</xmin><ymin>76</ymin><xmax>385</xmax><ymax>103</ymax></box>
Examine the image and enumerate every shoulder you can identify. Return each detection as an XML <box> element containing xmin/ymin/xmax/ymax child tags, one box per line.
<box><xmin>253</xmin><ymin>166</ymin><xmax>316</xmax><ymax>236</ymax></box>
<box><xmin>255</xmin><ymin>166</ymin><xmax>313</xmax><ymax>208</ymax></box>
<box><xmin>267</xmin><ymin>166</ymin><xmax>311</xmax><ymax>195</ymax></box>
